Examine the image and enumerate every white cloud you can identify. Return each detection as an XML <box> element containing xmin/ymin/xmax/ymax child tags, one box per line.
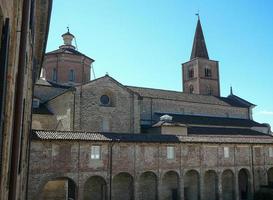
<box><xmin>259</xmin><ymin>111</ymin><xmax>273</xmax><ymax>116</ymax></box>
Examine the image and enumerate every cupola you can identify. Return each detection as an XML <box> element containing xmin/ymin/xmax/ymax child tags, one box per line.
<box><xmin>60</xmin><ymin>27</ymin><xmax>75</xmax><ymax>49</ymax></box>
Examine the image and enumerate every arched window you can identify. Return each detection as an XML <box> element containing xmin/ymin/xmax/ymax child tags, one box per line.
<box><xmin>68</xmin><ymin>69</ymin><xmax>75</xmax><ymax>81</ymax></box>
<box><xmin>52</xmin><ymin>68</ymin><xmax>57</xmax><ymax>81</ymax></box>
<box><xmin>100</xmin><ymin>95</ymin><xmax>110</xmax><ymax>106</ymax></box>
<box><xmin>205</xmin><ymin>66</ymin><xmax>212</xmax><ymax>77</ymax></box>
<box><xmin>189</xmin><ymin>85</ymin><xmax>194</xmax><ymax>94</ymax></box>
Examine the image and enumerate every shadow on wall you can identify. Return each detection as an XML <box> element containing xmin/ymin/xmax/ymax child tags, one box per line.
<box><xmin>254</xmin><ymin>187</ymin><xmax>273</xmax><ymax>200</ymax></box>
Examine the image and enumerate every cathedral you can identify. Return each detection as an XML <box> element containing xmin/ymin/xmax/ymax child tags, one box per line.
<box><xmin>28</xmin><ymin>19</ymin><xmax>272</xmax><ymax>200</ymax></box>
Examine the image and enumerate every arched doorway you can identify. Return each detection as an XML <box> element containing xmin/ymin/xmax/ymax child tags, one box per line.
<box><xmin>238</xmin><ymin>168</ymin><xmax>250</xmax><ymax>200</ymax></box>
<box><xmin>41</xmin><ymin>177</ymin><xmax>76</xmax><ymax>200</ymax></box>
<box><xmin>222</xmin><ymin>170</ymin><xmax>235</xmax><ymax>200</ymax></box>
<box><xmin>138</xmin><ymin>171</ymin><xmax>157</xmax><ymax>200</ymax></box>
<box><xmin>83</xmin><ymin>176</ymin><xmax>107</xmax><ymax>200</ymax></box>
<box><xmin>162</xmin><ymin>171</ymin><xmax>180</xmax><ymax>200</ymax></box>
<box><xmin>112</xmin><ymin>172</ymin><xmax>134</xmax><ymax>200</ymax></box>
<box><xmin>268</xmin><ymin>167</ymin><xmax>273</xmax><ymax>187</ymax></box>
<box><xmin>184</xmin><ymin>170</ymin><xmax>200</xmax><ymax>200</ymax></box>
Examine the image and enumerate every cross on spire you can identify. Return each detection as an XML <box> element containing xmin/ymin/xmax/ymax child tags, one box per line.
<box><xmin>190</xmin><ymin>15</ymin><xmax>209</xmax><ymax>60</ymax></box>
<box><xmin>195</xmin><ymin>10</ymin><xmax>200</xmax><ymax>20</ymax></box>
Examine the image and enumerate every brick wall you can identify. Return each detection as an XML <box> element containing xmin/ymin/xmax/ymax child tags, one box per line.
<box><xmin>28</xmin><ymin>139</ymin><xmax>273</xmax><ymax>200</ymax></box>
<box><xmin>43</xmin><ymin>53</ymin><xmax>92</xmax><ymax>85</ymax></box>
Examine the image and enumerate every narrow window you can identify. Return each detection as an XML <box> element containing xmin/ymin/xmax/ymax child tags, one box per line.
<box><xmin>68</xmin><ymin>69</ymin><xmax>75</xmax><ymax>81</ymax></box>
<box><xmin>188</xmin><ymin>68</ymin><xmax>194</xmax><ymax>78</ymax></box>
<box><xmin>224</xmin><ymin>147</ymin><xmax>229</xmax><ymax>158</ymax></box>
<box><xmin>91</xmin><ymin>145</ymin><xmax>101</xmax><ymax>159</ymax></box>
<box><xmin>189</xmin><ymin>85</ymin><xmax>194</xmax><ymax>94</ymax></box>
<box><xmin>100</xmin><ymin>95</ymin><xmax>110</xmax><ymax>106</ymax></box>
<box><xmin>205</xmin><ymin>66</ymin><xmax>212</xmax><ymax>77</ymax></box>
<box><xmin>52</xmin><ymin>144</ymin><xmax>59</xmax><ymax>157</ymax></box>
<box><xmin>167</xmin><ymin>146</ymin><xmax>175</xmax><ymax>159</ymax></box>
<box><xmin>52</xmin><ymin>68</ymin><xmax>57</xmax><ymax>81</ymax></box>
<box><xmin>102</xmin><ymin>118</ymin><xmax>109</xmax><ymax>132</ymax></box>
<box><xmin>269</xmin><ymin>147</ymin><xmax>273</xmax><ymax>158</ymax></box>
<box><xmin>32</xmin><ymin>99</ymin><xmax>40</xmax><ymax>108</ymax></box>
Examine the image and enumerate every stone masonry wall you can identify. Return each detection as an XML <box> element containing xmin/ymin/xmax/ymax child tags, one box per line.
<box><xmin>47</xmin><ymin>90</ymin><xmax>75</xmax><ymax>131</ymax></box>
<box><xmin>43</xmin><ymin>53</ymin><xmax>92</xmax><ymax>85</ymax></box>
<box><xmin>28</xmin><ymin>139</ymin><xmax>273</xmax><ymax>200</ymax></box>
<box><xmin>32</xmin><ymin>114</ymin><xmax>57</xmax><ymax>130</ymax></box>
<box><xmin>74</xmin><ymin>76</ymin><xmax>140</xmax><ymax>133</ymax></box>
<box><xmin>141</xmin><ymin>97</ymin><xmax>249</xmax><ymax>123</ymax></box>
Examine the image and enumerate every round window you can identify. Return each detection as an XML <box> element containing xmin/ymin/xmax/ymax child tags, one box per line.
<box><xmin>100</xmin><ymin>95</ymin><xmax>110</xmax><ymax>105</ymax></box>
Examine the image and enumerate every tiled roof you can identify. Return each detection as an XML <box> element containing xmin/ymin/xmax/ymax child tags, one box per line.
<box><xmin>32</xmin><ymin>130</ymin><xmax>180</xmax><ymax>142</ymax></box>
<box><xmin>188</xmin><ymin>126</ymin><xmax>268</xmax><ymax>136</ymax></box>
<box><xmin>35</xmin><ymin>79</ymin><xmax>52</xmax><ymax>86</ymax></box>
<box><xmin>154</xmin><ymin>113</ymin><xmax>268</xmax><ymax>128</ymax></box>
<box><xmin>32</xmin><ymin>129</ymin><xmax>273</xmax><ymax>144</ymax></box>
<box><xmin>126</xmin><ymin>86</ymin><xmax>250</xmax><ymax>107</ymax></box>
<box><xmin>46</xmin><ymin>47</ymin><xmax>94</xmax><ymax>61</ymax></box>
<box><xmin>223</xmin><ymin>94</ymin><xmax>255</xmax><ymax>107</ymax></box>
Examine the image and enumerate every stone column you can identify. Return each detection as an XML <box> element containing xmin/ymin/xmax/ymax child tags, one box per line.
<box><xmin>249</xmin><ymin>170</ymin><xmax>254</xmax><ymax>200</ymax></box>
<box><xmin>235</xmin><ymin>169</ymin><xmax>239</xmax><ymax>200</ymax></box>
<box><xmin>134</xmin><ymin>176</ymin><xmax>139</xmax><ymax>200</ymax></box>
<box><xmin>218</xmin><ymin>171</ymin><xmax>223</xmax><ymax>200</ymax></box>
<box><xmin>77</xmin><ymin>174</ymin><xmax>84</xmax><ymax>200</ymax></box>
<box><xmin>180</xmin><ymin>173</ymin><xmax>184</xmax><ymax>200</ymax></box>
<box><xmin>158</xmin><ymin>176</ymin><xmax>163</xmax><ymax>200</ymax></box>
<box><xmin>200</xmin><ymin>170</ymin><xmax>204</xmax><ymax>200</ymax></box>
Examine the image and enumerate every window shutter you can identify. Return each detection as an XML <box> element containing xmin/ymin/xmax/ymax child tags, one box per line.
<box><xmin>0</xmin><ymin>18</ymin><xmax>10</xmax><ymax>171</ymax></box>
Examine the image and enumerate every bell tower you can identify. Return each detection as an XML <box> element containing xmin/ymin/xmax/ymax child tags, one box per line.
<box><xmin>182</xmin><ymin>18</ymin><xmax>220</xmax><ymax>96</ymax></box>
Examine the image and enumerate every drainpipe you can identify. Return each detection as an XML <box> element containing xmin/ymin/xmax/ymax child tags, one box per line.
<box><xmin>55</xmin><ymin>54</ymin><xmax>59</xmax><ymax>83</ymax></box>
<box><xmin>108</xmin><ymin>141</ymin><xmax>117</xmax><ymax>200</ymax></box>
<box><xmin>109</xmin><ymin>142</ymin><xmax>114</xmax><ymax>200</ymax></box>
<box><xmin>73</xmin><ymin>91</ymin><xmax>76</xmax><ymax>131</ymax></box>
<box><xmin>251</xmin><ymin>145</ymin><xmax>255</xmax><ymax>195</ymax></box>
<box><xmin>9</xmin><ymin>0</ymin><xmax>30</xmax><ymax>199</ymax></box>
<box><xmin>81</xmin><ymin>57</ymin><xmax>86</xmax><ymax>84</ymax></box>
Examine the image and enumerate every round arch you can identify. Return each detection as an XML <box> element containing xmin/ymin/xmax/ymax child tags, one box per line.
<box><xmin>204</xmin><ymin>170</ymin><xmax>218</xmax><ymax>200</ymax></box>
<box><xmin>268</xmin><ymin>167</ymin><xmax>273</xmax><ymax>187</ymax></box>
<box><xmin>238</xmin><ymin>168</ymin><xmax>251</xmax><ymax>200</ymax></box>
<box><xmin>138</xmin><ymin>171</ymin><xmax>157</xmax><ymax>200</ymax></box>
<box><xmin>184</xmin><ymin>169</ymin><xmax>200</xmax><ymax>200</ymax></box>
<box><xmin>40</xmin><ymin>176</ymin><xmax>77</xmax><ymax>200</ymax></box>
<box><xmin>112</xmin><ymin>172</ymin><xmax>134</xmax><ymax>200</ymax></box>
<box><xmin>162</xmin><ymin>171</ymin><xmax>180</xmax><ymax>200</ymax></box>
<box><xmin>222</xmin><ymin>169</ymin><xmax>235</xmax><ymax>200</ymax></box>
<box><xmin>83</xmin><ymin>175</ymin><xmax>107</xmax><ymax>200</ymax></box>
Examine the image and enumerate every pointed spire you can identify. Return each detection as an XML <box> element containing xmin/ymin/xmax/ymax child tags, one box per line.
<box><xmin>190</xmin><ymin>17</ymin><xmax>209</xmax><ymax>60</ymax></box>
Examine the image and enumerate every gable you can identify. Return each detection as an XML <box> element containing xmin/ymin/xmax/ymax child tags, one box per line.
<box><xmin>78</xmin><ymin>75</ymin><xmax>139</xmax><ymax>97</ymax></box>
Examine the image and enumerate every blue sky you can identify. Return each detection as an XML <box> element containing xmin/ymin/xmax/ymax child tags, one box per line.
<box><xmin>46</xmin><ymin>0</ymin><xmax>273</xmax><ymax>128</ymax></box>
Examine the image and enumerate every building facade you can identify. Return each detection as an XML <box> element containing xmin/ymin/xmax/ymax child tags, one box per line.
<box><xmin>29</xmin><ymin>19</ymin><xmax>272</xmax><ymax>200</ymax></box>
<box><xmin>0</xmin><ymin>0</ymin><xmax>52</xmax><ymax>199</ymax></box>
